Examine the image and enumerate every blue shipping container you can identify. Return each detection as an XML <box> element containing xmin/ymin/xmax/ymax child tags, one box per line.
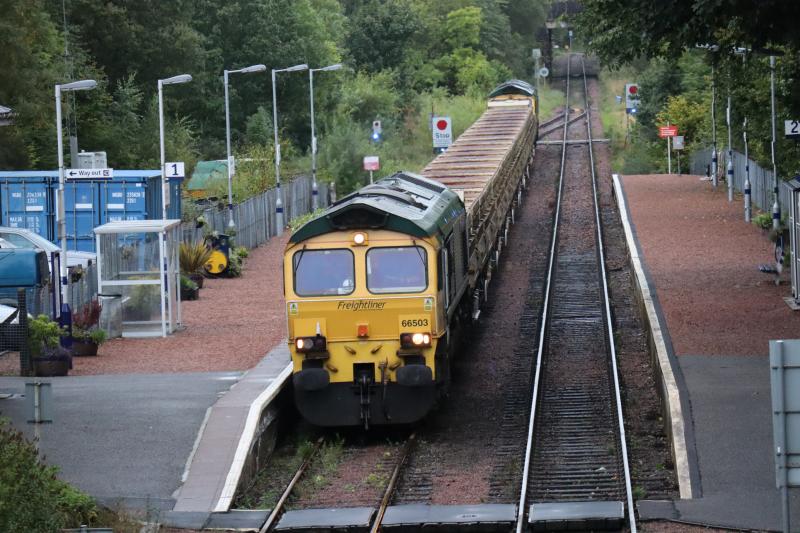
<box><xmin>63</xmin><ymin>179</ymin><xmax>100</xmax><ymax>252</ymax></box>
<box><xmin>0</xmin><ymin>170</ymin><xmax>181</xmax><ymax>252</ymax></box>
<box><xmin>0</xmin><ymin>176</ymin><xmax>54</xmax><ymax>241</ymax></box>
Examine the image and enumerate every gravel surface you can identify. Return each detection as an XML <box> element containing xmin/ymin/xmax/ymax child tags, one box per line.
<box><xmin>622</xmin><ymin>175</ymin><xmax>799</xmax><ymax>356</ymax></box>
<box><xmin>0</xmin><ymin>234</ymin><xmax>290</xmax><ymax>376</ymax></box>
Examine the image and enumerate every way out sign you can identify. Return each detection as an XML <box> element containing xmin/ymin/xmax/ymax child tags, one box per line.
<box><xmin>658</xmin><ymin>125</ymin><xmax>678</xmax><ymax>138</ymax></box>
<box><xmin>432</xmin><ymin>116</ymin><xmax>452</xmax><ymax>148</ymax></box>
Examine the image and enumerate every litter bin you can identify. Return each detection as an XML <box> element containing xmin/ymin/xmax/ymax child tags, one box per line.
<box><xmin>98</xmin><ymin>293</ymin><xmax>122</xmax><ymax>339</ymax></box>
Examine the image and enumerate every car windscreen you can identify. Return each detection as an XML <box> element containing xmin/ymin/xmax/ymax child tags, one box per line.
<box><xmin>366</xmin><ymin>246</ymin><xmax>427</xmax><ymax>294</ymax></box>
<box><xmin>293</xmin><ymin>248</ymin><xmax>355</xmax><ymax>296</ymax></box>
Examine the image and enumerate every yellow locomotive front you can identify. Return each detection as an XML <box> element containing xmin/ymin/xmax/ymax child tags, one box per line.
<box><xmin>284</xmin><ymin>173</ymin><xmax>467</xmax><ymax>428</ymax></box>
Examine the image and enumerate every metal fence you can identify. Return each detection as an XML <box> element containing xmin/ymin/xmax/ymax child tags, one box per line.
<box><xmin>690</xmin><ymin>147</ymin><xmax>791</xmax><ymax>217</ymax></box>
<box><xmin>27</xmin><ymin>263</ymin><xmax>99</xmax><ymax>318</ymax></box>
<box><xmin>181</xmin><ymin>175</ymin><xmax>330</xmax><ymax>249</ymax></box>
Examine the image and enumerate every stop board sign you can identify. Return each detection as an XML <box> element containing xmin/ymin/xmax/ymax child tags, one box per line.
<box><xmin>432</xmin><ymin>116</ymin><xmax>452</xmax><ymax>148</ymax></box>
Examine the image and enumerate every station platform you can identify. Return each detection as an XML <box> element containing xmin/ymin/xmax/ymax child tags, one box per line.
<box><xmin>616</xmin><ymin>173</ymin><xmax>800</xmax><ymax>530</ymax></box>
<box><xmin>0</xmin><ymin>342</ymin><xmax>291</xmax><ymax>528</ymax></box>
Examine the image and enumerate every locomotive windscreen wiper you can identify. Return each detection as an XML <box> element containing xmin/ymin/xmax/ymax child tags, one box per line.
<box><xmin>293</xmin><ymin>244</ymin><xmax>308</xmax><ymax>277</ymax></box>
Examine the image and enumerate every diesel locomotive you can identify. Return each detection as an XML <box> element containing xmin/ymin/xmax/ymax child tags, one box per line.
<box><xmin>283</xmin><ymin>80</ymin><xmax>538</xmax><ymax>427</ymax></box>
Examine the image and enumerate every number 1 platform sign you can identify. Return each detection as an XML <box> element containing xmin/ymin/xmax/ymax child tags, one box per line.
<box><xmin>785</xmin><ymin>120</ymin><xmax>800</xmax><ymax>140</ymax></box>
<box><xmin>165</xmin><ymin>162</ymin><xmax>185</xmax><ymax>181</ymax></box>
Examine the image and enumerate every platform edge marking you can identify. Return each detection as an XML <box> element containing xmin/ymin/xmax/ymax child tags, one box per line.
<box><xmin>213</xmin><ymin>361</ymin><xmax>293</xmax><ymax>512</ymax></box>
<box><xmin>612</xmin><ymin>174</ymin><xmax>694</xmax><ymax>499</ymax></box>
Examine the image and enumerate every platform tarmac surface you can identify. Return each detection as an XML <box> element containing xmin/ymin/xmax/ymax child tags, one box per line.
<box><xmin>620</xmin><ymin>174</ymin><xmax>800</xmax><ymax>530</ymax></box>
<box><xmin>0</xmin><ymin>371</ymin><xmax>240</xmax><ymax>510</ymax></box>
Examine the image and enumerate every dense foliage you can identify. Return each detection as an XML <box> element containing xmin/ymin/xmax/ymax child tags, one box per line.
<box><xmin>0</xmin><ymin>0</ymin><xmax>547</xmax><ymax>195</ymax></box>
<box><xmin>578</xmin><ymin>0</ymin><xmax>800</xmax><ymax>178</ymax></box>
<box><xmin>0</xmin><ymin>418</ymin><xmax>97</xmax><ymax>531</ymax></box>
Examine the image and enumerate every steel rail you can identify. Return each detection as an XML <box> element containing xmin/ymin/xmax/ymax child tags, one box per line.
<box><xmin>369</xmin><ymin>433</ymin><xmax>416</xmax><ymax>533</ymax></box>
<box><xmin>514</xmin><ymin>52</ymin><xmax>572</xmax><ymax>533</ymax></box>
<box><xmin>259</xmin><ymin>437</ymin><xmax>324</xmax><ymax>533</ymax></box>
<box><xmin>579</xmin><ymin>55</ymin><xmax>637</xmax><ymax>533</ymax></box>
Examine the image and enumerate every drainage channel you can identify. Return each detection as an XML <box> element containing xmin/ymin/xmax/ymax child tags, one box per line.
<box><xmin>515</xmin><ymin>53</ymin><xmax>637</xmax><ymax>532</ymax></box>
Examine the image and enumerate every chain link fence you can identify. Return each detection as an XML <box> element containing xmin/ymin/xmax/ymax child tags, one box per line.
<box><xmin>181</xmin><ymin>175</ymin><xmax>330</xmax><ymax>249</ymax></box>
<box><xmin>690</xmin><ymin>147</ymin><xmax>791</xmax><ymax>217</ymax></box>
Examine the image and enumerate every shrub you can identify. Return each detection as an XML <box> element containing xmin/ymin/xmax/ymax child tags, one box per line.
<box><xmin>179</xmin><ymin>242</ymin><xmax>213</xmax><ymax>275</ymax></box>
<box><xmin>226</xmin><ymin>253</ymin><xmax>243</xmax><ymax>278</ymax></box>
<box><xmin>28</xmin><ymin>315</ymin><xmax>66</xmax><ymax>357</ymax></box>
<box><xmin>0</xmin><ymin>418</ymin><xmax>97</xmax><ymax>531</ymax></box>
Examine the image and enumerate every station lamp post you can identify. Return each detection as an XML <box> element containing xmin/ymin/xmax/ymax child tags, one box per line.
<box><xmin>309</xmin><ymin>63</ymin><xmax>342</xmax><ymax>210</ymax></box>
<box><xmin>55</xmin><ymin>79</ymin><xmax>97</xmax><ymax>326</ymax></box>
<box><xmin>158</xmin><ymin>74</ymin><xmax>192</xmax><ymax>220</ymax></box>
<box><xmin>224</xmin><ymin>64</ymin><xmax>267</xmax><ymax>229</ymax></box>
<box><xmin>272</xmin><ymin>63</ymin><xmax>308</xmax><ymax>235</ymax></box>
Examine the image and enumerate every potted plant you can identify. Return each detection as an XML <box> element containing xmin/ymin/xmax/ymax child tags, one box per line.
<box><xmin>71</xmin><ymin>299</ymin><xmax>107</xmax><ymax>356</ymax></box>
<box><xmin>28</xmin><ymin>314</ymin><xmax>71</xmax><ymax>377</ymax></box>
<box><xmin>179</xmin><ymin>241</ymin><xmax>213</xmax><ymax>288</ymax></box>
<box><xmin>180</xmin><ymin>274</ymin><xmax>199</xmax><ymax>301</ymax></box>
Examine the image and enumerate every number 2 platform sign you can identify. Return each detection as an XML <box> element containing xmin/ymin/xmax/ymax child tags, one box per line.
<box><xmin>785</xmin><ymin>120</ymin><xmax>800</xmax><ymax>140</ymax></box>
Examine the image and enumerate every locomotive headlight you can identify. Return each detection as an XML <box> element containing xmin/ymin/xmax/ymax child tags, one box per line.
<box><xmin>400</xmin><ymin>332</ymin><xmax>432</xmax><ymax>349</ymax></box>
<box><xmin>295</xmin><ymin>335</ymin><xmax>327</xmax><ymax>353</ymax></box>
<box><xmin>352</xmin><ymin>232</ymin><xmax>368</xmax><ymax>246</ymax></box>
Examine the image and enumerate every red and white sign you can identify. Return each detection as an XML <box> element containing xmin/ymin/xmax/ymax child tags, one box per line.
<box><xmin>658</xmin><ymin>125</ymin><xmax>678</xmax><ymax>138</ymax></box>
<box><xmin>625</xmin><ymin>83</ymin><xmax>640</xmax><ymax>110</ymax></box>
<box><xmin>363</xmin><ymin>156</ymin><xmax>380</xmax><ymax>171</ymax></box>
<box><xmin>432</xmin><ymin>116</ymin><xmax>453</xmax><ymax>148</ymax></box>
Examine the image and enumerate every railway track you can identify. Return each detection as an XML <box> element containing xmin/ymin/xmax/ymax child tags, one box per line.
<box><xmin>515</xmin><ymin>54</ymin><xmax>637</xmax><ymax>531</ymax></box>
<box><xmin>259</xmin><ymin>434</ymin><xmax>416</xmax><ymax>532</ymax></box>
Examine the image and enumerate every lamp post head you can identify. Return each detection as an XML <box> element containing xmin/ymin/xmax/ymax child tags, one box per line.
<box><xmin>277</xmin><ymin>63</ymin><xmax>308</xmax><ymax>74</ymax></box>
<box><xmin>240</xmin><ymin>64</ymin><xmax>267</xmax><ymax>74</ymax></box>
<box><xmin>59</xmin><ymin>79</ymin><xmax>97</xmax><ymax>91</ymax></box>
<box><xmin>319</xmin><ymin>63</ymin><xmax>343</xmax><ymax>72</ymax></box>
<box><xmin>160</xmin><ymin>74</ymin><xmax>193</xmax><ymax>86</ymax></box>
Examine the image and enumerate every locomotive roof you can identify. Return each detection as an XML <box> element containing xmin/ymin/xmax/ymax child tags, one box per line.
<box><xmin>289</xmin><ymin>171</ymin><xmax>465</xmax><ymax>244</ymax></box>
<box><xmin>488</xmin><ymin>79</ymin><xmax>536</xmax><ymax>98</ymax></box>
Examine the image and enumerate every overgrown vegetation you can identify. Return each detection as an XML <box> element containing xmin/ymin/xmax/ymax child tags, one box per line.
<box><xmin>2</xmin><ymin>0</ymin><xmax>549</xmax><ymax>200</ymax></box>
<box><xmin>0</xmin><ymin>418</ymin><xmax>97</xmax><ymax>531</ymax></box>
<box><xmin>578</xmin><ymin>1</ymin><xmax>800</xmax><ymax>178</ymax></box>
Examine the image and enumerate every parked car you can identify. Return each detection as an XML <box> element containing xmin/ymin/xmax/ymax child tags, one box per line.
<box><xmin>0</xmin><ymin>226</ymin><xmax>96</xmax><ymax>269</ymax></box>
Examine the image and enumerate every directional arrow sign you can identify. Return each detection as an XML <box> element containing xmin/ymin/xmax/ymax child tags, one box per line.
<box><xmin>66</xmin><ymin>168</ymin><xmax>114</xmax><ymax>180</ymax></box>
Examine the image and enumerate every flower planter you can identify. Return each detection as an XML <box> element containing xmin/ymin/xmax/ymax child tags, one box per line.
<box><xmin>181</xmin><ymin>286</ymin><xmax>199</xmax><ymax>301</ymax></box>
<box><xmin>33</xmin><ymin>355</ymin><xmax>71</xmax><ymax>377</ymax></box>
<box><xmin>189</xmin><ymin>273</ymin><xmax>205</xmax><ymax>289</ymax></box>
<box><xmin>71</xmin><ymin>339</ymin><xmax>99</xmax><ymax>357</ymax></box>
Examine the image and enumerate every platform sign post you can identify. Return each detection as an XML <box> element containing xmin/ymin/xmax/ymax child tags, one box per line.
<box><xmin>770</xmin><ymin>339</ymin><xmax>800</xmax><ymax>533</ymax></box>
<box><xmin>658</xmin><ymin>125</ymin><xmax>678</xmax><ymax>174</ymax></box>
<box><xmin>673</xmin><ymin>136</ymin><xmax>684</xmax><ymax>174</ymax></box>
<box><xmin>363</xmin><ymin>156</ymin><xmax>379</xmax><ymax>184</ymax></box>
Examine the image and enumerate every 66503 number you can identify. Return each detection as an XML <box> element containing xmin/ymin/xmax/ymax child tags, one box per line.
<box><xmin>401</xmin><ymin>318</ymin><xmax>428</xmax><ymax>328</ymax></box>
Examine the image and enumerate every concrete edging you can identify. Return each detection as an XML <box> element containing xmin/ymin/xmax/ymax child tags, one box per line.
<box><xmin>213</xmin><ymin>361</ymin><xmax>293</xmax><ymax>512</ymax></box>
<box><xmin>611</xmin><ymin>174</ymin><xmax>695</xmax><ymax>499</ymax></box>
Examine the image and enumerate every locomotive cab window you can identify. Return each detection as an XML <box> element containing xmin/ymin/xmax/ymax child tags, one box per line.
<box><xmin>367</xmin><ymin>246</ymin><xmax>427</xmax><ymax>294</ymax></box>
<box><xmin>293</xmin><ymin>248</ymin><xmax>354</xmax><ymax>296</ymax></box>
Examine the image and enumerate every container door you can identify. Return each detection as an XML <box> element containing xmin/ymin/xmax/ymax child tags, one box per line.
<box><xmin>62</xmin><ymin>180</ymin><xmax>100</xmax><ymax>252</ymax></box>
<box><xmin>99</xmin><ymin>180</ymin><xmax>147</xmax><ymax>223</ymax></box>
<box><xmin>0</xmin><ymin>179</ymin><xmax>53</xmax><ymax>241</ymax></box>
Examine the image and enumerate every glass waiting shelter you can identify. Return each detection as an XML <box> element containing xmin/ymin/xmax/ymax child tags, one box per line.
<box><xmin>94</xmin><ymin>220</ymin><xmax>181</xmax><ymax>337</ymax></box>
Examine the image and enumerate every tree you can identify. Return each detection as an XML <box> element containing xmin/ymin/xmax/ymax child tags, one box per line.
<box><xmin>577</xmin><ymin>0</ymin><xmax>800</xmax><ymax>67</ymax></box>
